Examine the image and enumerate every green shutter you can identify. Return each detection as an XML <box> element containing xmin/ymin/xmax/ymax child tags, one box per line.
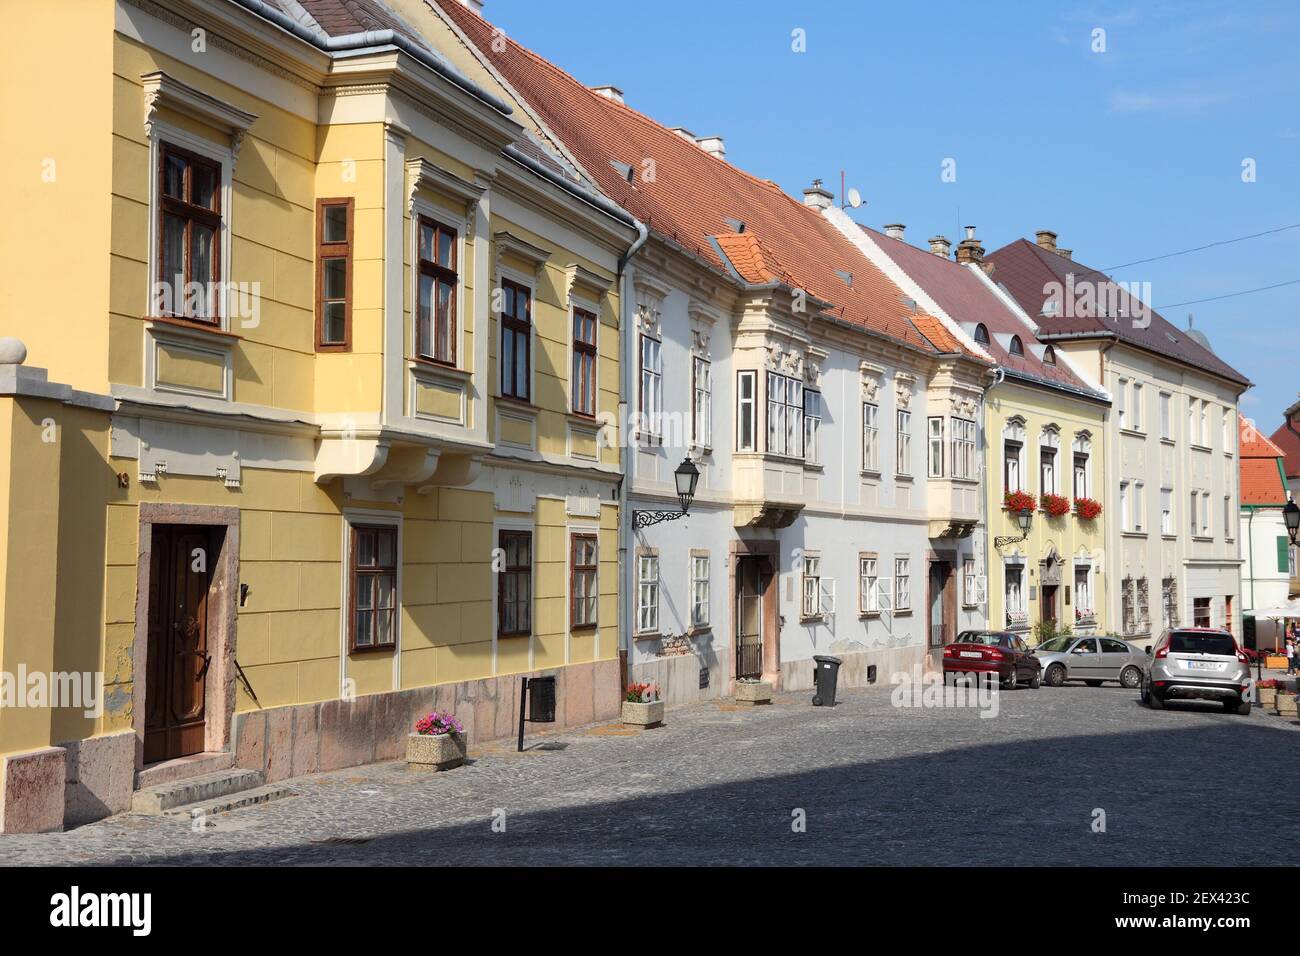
<box><xmin>1278</xmin><ymin>536</ymin><xmax>1290</xmax><ymax>573</ymax></box>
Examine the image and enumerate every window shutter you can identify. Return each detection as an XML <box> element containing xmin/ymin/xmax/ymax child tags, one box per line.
<box><xmin>973</xmin><ymin>574</ymin><xmax>987</xmax><ymax>606</ymax></box>
<box><xmin>1279</xmin><ymin>536</ymin><xmax>1291</xmax><ymax>574</ymax></box>
<box><xmin>819</xmin><ymin>578</ymin><xmax>836</xmax><ymax>615</ymax></box>
<box><xmin>876</xmin><ymin>577</ymin><xmax>893</xmax><ymax>611</ymax></box>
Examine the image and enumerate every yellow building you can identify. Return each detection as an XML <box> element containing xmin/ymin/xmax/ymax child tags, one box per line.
<box><xmin>0</xmin><ymin>0</ymin><xmax>637</xmax><ymax>831</ymax></box>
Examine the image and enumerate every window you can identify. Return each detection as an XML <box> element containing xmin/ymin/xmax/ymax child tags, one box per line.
<box><xmin>1043</xmin><ymin>345</ymin><xmax>1056</xmax><ymax>365</ymax></box>
<box><xmin>1122</xmin><ymin>576</ymin><xmax>1150</xmax><ymax>635</ymax></box>
<box><xmin>1009</xmin><ymin>335</ymin><xmax>1024</xmax><ymax>356</ymax></box>
<box><xmin>1119</xmin><ymin>481</ymin><xmax>1129</xmax><ymax>531</ymax></box>
<box><xmin>1040</xmin><ymin>429</ymin><xmax>1059</xmax><ymax>494</ymax></box>
<box><xmin>927</xmin><ymin>417</ymin><xmax>944</xmax><ymax>477</ymax></box>
<box><xmin>767</xmin><ymin>372</ymin><xmax>803</xmax><ymax>457</ymax></box>
<box><xmin>500</xmin><ymin>279</ymin><xmax>532</xmax><ymax>400</ymax></box>
<box><xmin>736</xmin><ymin>370</ymin><xmax>756</xmax><ymax>451</ymax></box>
<box><xmin>1201</xmin><ymin>492</ymin><xmax>1211</xmax><ymax>536</ymax></box>
<box><xmin>316</xmin><ymin>198</ymin><xmax>352</xmax><ymax>349</ymax></box>
<box><xmin>1162</xmin><ymin>576</ymin><xmax>1179</xmax><ymax>628</ymax></box>
<box><xmin>638</xmin><ymin>334</ymin><xmax>661</xmax><ymax>438</ymax></box>
<box><xmin>802</xmin><ymin>555</ymin><xmax>822</xmax><ymax>619</ymax></box>
<box><xmin>1006</xmin><ymin>565</ymin><xmax>1025</xmax><ymax>627</ymax></box>
<box><xmin>1072</xmin><ymin>433</ymin><xmax>1091</xmax><ymax>499</ymax></box>
<box><xmin>1116</xmin><ymin>377</ymin><xmax>1127</xmax><ymax>428</ymax></box>
<box><xmin>572</xmin><ymin>307</ymin><xmax>598</xmax><ymax>417</ymax></box>
<box><xmin>862</xmin><ymin>403</ymin><xmax>879</xmax><ymax>471</ymax></box>
<box><xmin>569</xmin><ymin>533</ymin><xmax>597</xmax><ymax>629</ymax></box>
<box><xmin>1161</xmin><ymin>488</ymin><xmax>1173</xmax><ymax>535</ymax></box>
<box><xmin>859</xmin><ymin>555</ymin><xmax>879</xmax><ymax>613</ymax></box>
<box><xmin>498</xmin><ymin>530</ymin><xmax>532</xmax><ymax>637</ymax></box>
<box><xmin>1187</xmin><ymin>396</ymin><xmax>1199</xmax><ymax>445</ymax></box>
<box><xmin>1004</xmin><ymin>439</ymin><xmax>1023</xmax><ymax>493</ymax></box>
<box><xmin>691</xmin><ymin>355</ymin><xmax>712</xmax><ymax>448</ymax></box>
<box><xmin>803</xmin><ymin>389</ymin><xmax>821</xmax><ymax>464</ymax></box>
<box><xmin>1193</xmin><ymin>597</ymin><xmax>1211</xmax><ymax>629</ymax></box>
<box><xmin>1134</xmin><ymin>482</ymin><xmax>1145</xmax><ymax>532</ymax></box>
<box><xmin>973</xmin><ymin>323</ymin><xmax>990</xmax><ymax>346</ymax></box>
<box><xmin>894</xmin><ymin>557</ymin><xmax>911</xmax><ymax>611</ymax></box>
<box><xmin>636</xmin><ymin>552</ymin><xmax>659</xmax><ymax>633</ymax></box>
<box><xmin>690</xmin><ymin>552</ymin><xmax>710</xmax><ymax>628</ymax></box>
<box><xmin>963</xmin><ymin>558</ymin><xmax>978</xmax><ymax>607</ymax></box>
<box><xmin>951</xmin><ymin>418</ymin><xmax>976</xmax><ymax>479</ymax></box>
<box><xmin>1279</xmin><ymin>536</ymin><xmax>1292</xmax><ymax>574</ymax></box>
<box><xmin>1222</xmin><ymin>406</ymin><xmax>1232</xmax><ymax>454</ymax></box>
<box><xmin>158</xmin><ymin>143</ymin><xmax>222</xmax><ymax>322</ymax></box>
<box><xmin>417</xmin><ymin>217</ymin><xmax>458</xmax><ymax>364</ymax></box>
<box><xmin>1074</xmin><ymin>565</ymin><xmax>1093</xmax><ymax>620</ymax></box>
<box><xmin>349</xmin><ymin>524</ymin><xmax>398</xmax><ymax>652</ymax></box>
<box><xmin>1224</xmin><ymin>495</ymin><xmax>1232</xmax><ymax>540</ymax></box>
<box><xmin>1131</xmin><ymin>382</ymin><xmax>1144</xmax><ymax>431</ymax></box>
<box><xmin>1189</xmin><ymin>491</ymin><xmax>1198</xmax><ymax>536</ymax></box>
<box><xmin>896</xmin><ymin>410</ymin><xmax>912</xmax><ymax>476</ymax></box>
<box><xmin>1159</xmin><ymin>392</ymin><xmax>1172</xmax><ymax>439</ymax></box>
<box><xmin>1199</xmin><ymin>400</ymin><xmax>1208</xmax><ymax>446</ymax></box>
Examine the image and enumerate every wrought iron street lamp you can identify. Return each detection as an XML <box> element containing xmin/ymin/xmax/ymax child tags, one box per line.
<box><xmin>994</xmin><ymin>507</ymin><xmax>1034</xmax><ymax>550</ymax></box>
<box><xmin>632</xmin><ymin>457</ymin><xmax>700</xmax><ymax>529</ymax></box>
<box><xmin>1284</xmin><ymin>499</ymin><xmax>1300</xmax><ymax>547</ymax></box>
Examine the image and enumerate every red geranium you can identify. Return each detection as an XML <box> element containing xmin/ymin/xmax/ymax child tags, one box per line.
<box><xmin>1040</xmin><ymin>492</ymin><xmax>1070</xmax><ymax>517</ymax></box>
<box><xmin>1003</xmin><ymin>490</ymin><xmax>1037</xmax><ymax>514</ymax></box>
<box><xmin>1074</xmin><ymin>497</ymin><xmax>1103</xmax><ymax>521</ymax></box>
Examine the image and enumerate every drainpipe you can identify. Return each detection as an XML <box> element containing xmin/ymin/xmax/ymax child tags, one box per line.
<box><xmin>981</xmin><ymin>366</ymin><xmax>1005</xmax><ymax>629</ymax></box>
<box><xmin>617</xmin><ymin>221</ymin><xmax>650</xmax><ymax>690</ymax></box>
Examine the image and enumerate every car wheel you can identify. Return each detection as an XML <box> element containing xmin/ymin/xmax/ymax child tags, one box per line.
<box><xmin>1085</xmin><ymin>680</ymin><xmax>1103</xmax><ymax>687</ymax></box>
<box><xmin>1225</xmin><ymin>697</ymin><xmax>1251</xmax><ymax>716</ymax></box>
<box><xmin>1029</xmin><ymin>672</ymin><xmax>1041</xmax><ymax>689</ymax></box>
<box><xmin>1045</xmin><ymin>664</ymin><xmax>1066</xmax><ymax>687</ymax></box>
<box><xmin>1001</xmin><ymin>668</ymin><xmax>1017</xmax><ymax>690</ymax></box>
<box><xmin>1146</xmin><ymin>684</ymin><xmax>1164</xmax><ymax>709</ymax></box>
<box><xmin>1119</xmin><ymin>666</ymin><xmax>1142</xmax><ymax>690</ymax></box>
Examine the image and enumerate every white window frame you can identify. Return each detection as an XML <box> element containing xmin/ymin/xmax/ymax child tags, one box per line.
<box><xmin>802</xmin><ymin>554</ymin><xmax>822</xmax><ymax>619</ymax></box>
<box><xmin>766</xmin><ymin>371</ymin><xmax>803</xmax><ymax>458</ymax></box>
<box><xmin>927</xmin><ymin>416</ymin><xmax>944</xmax><ymax>478</ymax></box>
<box><xmin>1159</xmin><ymin>391</ymin><xmax>1172</xmax><ymax>440</ymax></box>
<box><xmin>1160</xmin><ymin>487</ymin><xmax>1173</xmax><ymax>535</ymax></box>
<box><xmin>951</xmin><ymin>417</ymin><xmax>976</xmax><ymax>480</ymax></box>
<box><xmin>1131</xmin><ymin>381</ymin><xmax>1144</xmax><ymax>431</ymax></box>
<box><xmin>636</xmin><ymin>551</ymin><xmax>660</xmax><ymax>634</ymax></box>
<box><xmin>894</xmin><ymin>556</ymin><xmax>911</xmax><ymax>612</ymax></box>
<box><xmin>862</xmin><ymin>402</ymin><xmax>879</xmax><ymax>472</ymax></box>
<box><xmin>859</xmin><ymin>555</ymin><xmax>879</xmax><ymax>614</ymax></box>
<box><xmin>736</xmin><ymin>370</ymin><xmax>756</xmax><ymax>452</ymax></box>
<box><xmin>691</xmin><ymin>354</ymin><xmax>712</xmax><ymax>451</ymax></box>
<box><xmin>639</xmin><ymin>333</ymin><xmax>662</xmax><ymax>442</ymax></box>
<box><xmin>896</xmin><ymin>409</ymin><xmax>912</xmax><ymax>476</ymax></box>
<box><xmin>690</xmin><ymin>551</ymin><xmax>710</xmax><ymax>628</ymax></box>
<box><xmin>804</xmin><ymin>388</ymin><xmax>822</xmax><ymax>465</ymax></box>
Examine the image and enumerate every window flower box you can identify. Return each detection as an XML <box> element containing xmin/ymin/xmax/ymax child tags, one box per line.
<box><xmin>1040</xmin><ymin>492</ymin><xmax>1070</xmax><ymax>517</ymax></box>
<box><xmin>734</xmin><ymin>678</ymin><xmax>773</xmax><ymax>706</ymax></box>
<box><xmin>1003</xmin><ymin>490</ymin><xmax>1037</xmax><ymax>514</ymax></box>
<box><xmin>1074</xmin><ymin>497</ymin><xmax>1103</xmax><ymax>521</ymax></box>
<box><xmin>622</xmin><ymin>682</ymin><xmax>664</xmax><ymax>727</ymax></box>
<box><xmin>406</xmin><ymin>710</ymin><xmax>467</xmax><ymax>771</ymax></box>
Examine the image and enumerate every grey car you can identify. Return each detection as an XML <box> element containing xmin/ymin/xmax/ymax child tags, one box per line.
<box><xmin>1142</xmin><ymin>627</ymin><xmax>1252</xmax><ymax>714</ymax></box>
<box><xmin>1035</xmin><ymin>634</ymin><xmax>1148</xmax><ymax>689</ymax></box>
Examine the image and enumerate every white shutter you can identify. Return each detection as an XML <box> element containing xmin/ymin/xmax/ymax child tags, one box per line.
<box><xmin>819</xmin><ymin>578</ymin><xmax>836</xmax><ymax>615</ymax></box>
<box><xmin>876</xmin><ymin>577</ymin><xmax>893</xmax><ymax>611</ymax></box>
<box><xmin>973</xmin><ymin>574</ymin><xmax>988</xmax><ymax>606</ymax></box>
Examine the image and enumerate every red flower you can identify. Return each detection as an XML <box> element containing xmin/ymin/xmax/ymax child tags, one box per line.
<box><xmin>1074</xmin><ymin>497</ymin><xmax>1103</xmax><ymax>521</ymax></box>
<box><xmin>1003</xmin><ymin>490</ymin><xmax>1037</xmax><ymax>514</ymax></box>
<box><xmin>1040</xmin><ymin>493</ymin><xmax>1070</xmax><ymax>517</ymax></box>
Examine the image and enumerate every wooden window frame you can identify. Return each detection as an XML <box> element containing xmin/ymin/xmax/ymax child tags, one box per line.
<box><xmin>348</xmin><ymin>524</ymin><xmax>398</xmax><ymax>653</ymax></box>
<box><xmin>497</xmin><ymin>529</ymin><xmax>532</xmax><ymax>638</ymax></box>
<box><xmin>500</xmin><ymin>278</ymin><xmax>532</xmax><ymax>401</ymax></box>
<box><xmin>571</xmin><ymin>306</ymin><xmax>598</xmax><ymax>418</ymax></box>
<box><xmin>157</xmin><ymin>141</ymin><xmax>223</xmax><ymax>324</ymax></box>
<box><xmin>416</xmin><ymin>215</ymin><xmax>459</xmax><ymax>366</ymax></box>
<box><xmin>315</xmin><ymin>197</ymin><xmax>354</xmax><ymax>351</ymax></box>
<box><xmin>569</xmin><ymin>532</ymin><xmax>598</xmax><ymax>630</ymax></box>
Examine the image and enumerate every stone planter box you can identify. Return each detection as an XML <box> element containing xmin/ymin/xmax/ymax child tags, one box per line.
<box><xmin>621</xmin><ymin>700</ymin><xmax>664</xmax><ymax>727</ymax></box>
<box><xmin>1258</xmin><ymin>686</ymin><xmax>1278</xmax><ymax>709</ymax></box>
<box><xmin>1267</xmin><ymin>656</ymin><xmax>1289</xmax><ymax>670</ymax></box>
<box><xmin>406</xmin><ymin>732</ymin><xmax>467</xmax><ymax>771</ymax></box>
<box><xmin>734</xmin><ymin>681</ymin><xmax>773</xmax><ymax>705</ymax></box>
<box><xmin>1278</xmin><ymin>695</ymin><xmax>1299</xmax><ymax>718</ymax></box>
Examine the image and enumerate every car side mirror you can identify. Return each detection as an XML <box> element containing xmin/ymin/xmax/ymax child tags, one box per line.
<box><xmin>1145</xmin><ymin>647</ymin><xmax>1152</xmax><ymax>656</ymax></box>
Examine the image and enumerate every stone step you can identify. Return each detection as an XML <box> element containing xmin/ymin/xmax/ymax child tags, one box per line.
<box><xmin>131</xmin><ymin>768</ymin><xmax>266</xmax><ymax>814</ymax></box>
<box><xmin>163</xmin><ymin>783</ymin><xmax>298</xmax><ymax>821</ymax></box>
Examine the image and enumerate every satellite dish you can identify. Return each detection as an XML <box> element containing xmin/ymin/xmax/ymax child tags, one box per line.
<box><xmin>847</xmin><ymin>187</ymin><xmax>864</xmax><ymax>209</ymax></box>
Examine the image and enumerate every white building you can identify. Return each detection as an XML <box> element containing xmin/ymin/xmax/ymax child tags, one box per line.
<box><xmin>1240</xmin><ymin>416</ymin><xmax>1293</xmax><ymax>651</ymax></box>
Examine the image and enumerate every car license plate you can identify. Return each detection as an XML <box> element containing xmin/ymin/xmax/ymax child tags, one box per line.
<box><xmin>1186</xmin><ymin>660</ymin><xmax>1222</xmax><ymax>671</ymax></box>
<box><xmin>959</xmin><ymin>651</ymin><xmax>982</xmax><ymax>659</ymax></box>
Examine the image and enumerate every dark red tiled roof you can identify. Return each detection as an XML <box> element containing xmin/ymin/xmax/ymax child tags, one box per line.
<box><xmin>865</xmin><ymin>228</ymin><xmax>1101</xmax><ymax>398</ymax></box>
<box><xmin>432</xmin><ymin>0</ymin><xmax>967</xmax><ymax>356</ymax></box>
<box><xmin>1269</xmin><ymin>419</ymin><xmax>1300</xmax><ymax>479</ymax></box>
<box><xmin>986</xmin><ymin>238</ymin><xmax>1250</xmax><ymax>388</ymax></box>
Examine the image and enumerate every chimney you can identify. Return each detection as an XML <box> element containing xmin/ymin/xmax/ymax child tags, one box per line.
<box><xmin>802</xmin><ymin>179</ymin><xmax>833</xmax><ymax>211</ymax></box>
<box><xmin>883</xmin><ymin>223</ymin><xmax>906</xmax><ymax>240</ymax></box>
<box><xmin>695</xmin><ymin>135</ymin><xmax>725</xmax><ymax>160</ymax></box>
<box><xmin>590</xmin><ymin>85</ymin><xmax>624</xmax><ymax>105</ymax></box>
<box><xmin>929</xmin><ymin>235</ymin><xmax>951</xmax><ymax>258</ymax></box>
<box><xmin>1056</xmin><ymin>248</ymin><xmax>1072</xmax><ymax>260</ymax></box>
<box><xmin>458</xmin><ymin>0</ymin><xmax>485</xmax><ymax>13</ymax></box>
<box><xmin>954</xmin><ymin>225</ymin><xmax>985</xmax><ymax>267</ymax></box>
<box><xmin>668</xmin><ymin>126</ymin><xmax>696</xmax><ymax>142</ymax></box>
<box><xmin>1035</xmin><ymin>229</ymin><xmax>1057</xmax><ymax>252</ymax></box>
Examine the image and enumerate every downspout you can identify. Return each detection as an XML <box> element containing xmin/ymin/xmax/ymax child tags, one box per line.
<box><xmin>981</xmin><ymin>366</ymin><xmax>1005</xmax><ymax>629</ymax></box>
<box><xmin>617</xmin><ymin>220</ymin><xmax>650</xmax><ymax>690</ymax></box>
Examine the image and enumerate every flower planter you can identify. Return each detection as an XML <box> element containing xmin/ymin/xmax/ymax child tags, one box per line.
<box><xmin>734</xmin><ymin>681</ymin><xmax>773</xmax><ymax>705</ymax></box>
<box><xmin>1267</xmin><ymin>656</ymin><xmax>1289</xmax><ymax>670</ymax></box>
<box><xmin>621</xmin><ymin>700</ymin><xmax>665</xmax><ymax>727</ymax></box>
<box><xmin>406</xmin><ymin>731</ymin><xmax>467</xmax><ymax>771</ymax></box>
<box><xmin>1277</xmin><ymin>694</ymin><xmax>1299</xmax><ymax>717</ymax></box>
<box><xmin>1258</xmin><ymin>686</ymin><xmax>1278</xmax><ymax>709</ymax></box>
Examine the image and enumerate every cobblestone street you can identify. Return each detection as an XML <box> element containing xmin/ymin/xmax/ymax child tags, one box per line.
<box><xmin>2</xmin><ymin>682</ymin><xmax>1294</xmax><ymax>866</ymax></box>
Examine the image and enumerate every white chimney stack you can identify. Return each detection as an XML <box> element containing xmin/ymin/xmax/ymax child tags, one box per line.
<box><xmin>695</xmin><ymin>135</ymin><xmax>725</xmax><ymax>160</ymax></box>
<box><xmin>803</xmin><ymin>179</ymin><xmax>833</xmax><ymax>211</ymax></box>
<box><xmin>590</xmin><ymin>85</ymin><xmax>624</xmax><ymax>105</ymax></box>
<box><xmin>884</xmin><ymin>223</ymin><xmax>905</xmax><ymax>240</ymax></box>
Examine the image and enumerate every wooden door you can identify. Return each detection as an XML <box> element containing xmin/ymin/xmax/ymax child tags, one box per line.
<box><xmin>735</xmin><ymin>557</ymin><xmax>765</xmax><ymax>680</ymax></box>
<box><xmin>144</xmin><ymin>525</ymin><xmax>213</xmax><ymax>763</ymax></box>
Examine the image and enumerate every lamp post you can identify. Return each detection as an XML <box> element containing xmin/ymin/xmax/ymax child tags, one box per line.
<box><xmin>632</xmin><ymin>457</ymin><xmax>701</xmax><ymax>528</ymax></box>
<box><xmin>994</xmin><ymin>507</ymin><xmax>1034</xmax><ymax>550</ymax></box>
<box><xmin>1280</xmin><ymin>499</ymin><xmax>1300</xmax><ymax>680</ymax></box>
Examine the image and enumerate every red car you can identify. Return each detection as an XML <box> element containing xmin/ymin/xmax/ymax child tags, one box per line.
<box><xmin>942</xmin><ymin>630</ymin><xmax>1042</xmax><ymax>689</ymax></box>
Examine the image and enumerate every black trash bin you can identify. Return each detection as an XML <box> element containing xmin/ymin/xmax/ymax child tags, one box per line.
<box><xmin>812</xmin><ymin>655</ymin><xmax>842</xmax><ymax>706</ymax></box>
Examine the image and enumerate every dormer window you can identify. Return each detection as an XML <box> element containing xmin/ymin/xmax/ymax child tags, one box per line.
<box><xmin>1043</xmin><ymin>345</ymin><xmax>1056</xmax><ymax>365</ymax></box>
<box><xmin>973</xmin><ymin>324</ymin><xmax>990</xmax><ymax>347</ymax></box>
<box><xmin>1009</xmin><ymin>335</ymin><xmax>1024</xmax><ymax>356</ymax></box>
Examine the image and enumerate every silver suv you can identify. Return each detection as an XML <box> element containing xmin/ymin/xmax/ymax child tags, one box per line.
<box><xmin>1142</xmin><ymin>628</ymin><xmax>1252</xmax><ymax>715</ymax></box>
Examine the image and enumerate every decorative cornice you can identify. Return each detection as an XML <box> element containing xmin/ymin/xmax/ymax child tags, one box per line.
<box><xmin>565</xmin><ymin>263</ymin><xmax>613</xmax><ymax>304</ymax></box>
<box><xmin>141</xmin><ymin>70</ymin><xmax>258</xmax><ymax>166</ymax></box>
<box><xmin>405</xmin><ymin>156</ymin><xmax>486</xmax><ymax>218</ymax></box>
<box><xmin>494</xmin><ymin>230</ymin><xmax>551</xmax><ymax>274</ymax></box>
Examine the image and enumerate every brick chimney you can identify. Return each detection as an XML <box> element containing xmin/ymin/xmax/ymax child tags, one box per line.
<box><xmin>954</xmin><ymin>226</ymin><xmax>985</xmax><ymax>266</ymax></box>
<box><xmin>884</xmin><ymin>223</ymin><xmax>905</xmax><ymax>240</ymax></box>
<box><xmin>802</xmin><ymin>179</ymin><xmax>833</xmax><ymax>211</ymax></box>
<box><xmin>590</xmin><ymin>85</ymin><xmax>624</xmax><ymax>105</ymax></box>
<box><xmin>1036</xmin><ymin>229</ymin><xmax>1072</xmax><ymax>259</ymax></box>
<box><xmin>929</xmin><ymin>235</ymin><xmax>951</xmax><ymax>258</ymax></box>
<box><xmin>695</xmin><ymin>135</ymin><xmax>725</xmax><ymax>160</ymax></box>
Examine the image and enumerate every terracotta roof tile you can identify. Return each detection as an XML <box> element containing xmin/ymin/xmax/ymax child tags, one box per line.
<box><xmin>986</xmin><ymin>238</ymin><xmax>1249</xmax><ymax>388</ymax></box>
<box><xmin>1269</xmin><ymin>420</ymin><xmax>1300</xmax><ymax>479</ymax></box>
<box><xmin>1241</xmin><ymin>414</ymin><xmax>1288</xmax><ymax>504</ymax></box>
<box><xmin>432</xmin><ymin>0</ymin><xmax>947</xmax><ymax>355</ymax></box>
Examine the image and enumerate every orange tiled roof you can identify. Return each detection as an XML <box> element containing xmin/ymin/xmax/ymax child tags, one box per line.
<box><xmin>433</xmin><ymin>0</ymin><xmax>978</xmax><ymax>358</ymax></box>
<box><xmin>1240</xmin><ymin>414</ymin><xmax>1288</xmax><ymax>505</ymax></box>
<box><xmin>910</xmin><ymin>315</ymin><xmax>964</xmax><ymax>354</ymax></box>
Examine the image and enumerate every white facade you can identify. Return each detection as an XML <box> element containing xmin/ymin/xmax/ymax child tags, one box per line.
<box><xmin>1240</xmin><ymin>505</ymin><xmax>1292</xmax><ymax>650</ymax></box>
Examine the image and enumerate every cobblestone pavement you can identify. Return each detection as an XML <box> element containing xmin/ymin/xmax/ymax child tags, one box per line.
<box><xmin>2</xmin><ymin>681</ymin><xmax>1297</xmax><ymax>866</ymax></box>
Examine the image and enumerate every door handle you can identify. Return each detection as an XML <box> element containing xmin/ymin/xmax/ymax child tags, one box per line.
<box><xmin>177</xmin><ymin>649</ymin><xmax>212</xmax><ymax>680</ymax></box>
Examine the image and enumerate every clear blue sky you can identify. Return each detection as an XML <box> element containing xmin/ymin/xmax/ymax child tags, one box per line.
<box><xmin>481</xmin><ymin>0</ymin><xmax>1300</xmax><ymax>427</ymax></box>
